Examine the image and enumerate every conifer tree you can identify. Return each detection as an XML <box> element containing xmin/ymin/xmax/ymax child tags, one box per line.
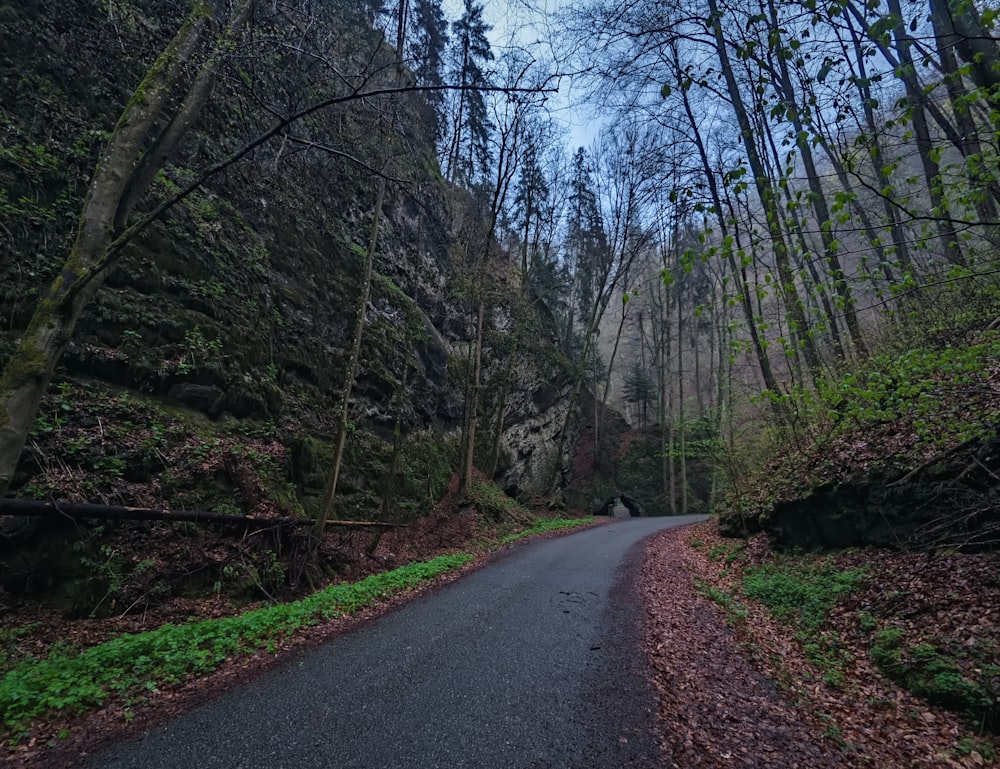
<box><xmin>445</xmin><ymin>0</ymin><xmax>494</xmax><ymax>183</ymax></box>
<box><xmin>408</xmin><ymin>0</ymin><xmax>449</xmax><ymax>141</ymax></box>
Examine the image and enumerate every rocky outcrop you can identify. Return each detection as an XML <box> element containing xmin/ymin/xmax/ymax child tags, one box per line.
<box><xmin>760</xmin><ymin>433</ymin><xmax>1000</xmax><ymax>551</ymax></box>
<box><xmin>499</xmin><ymin>368</ymin><xmax>576</xmax><ymax>498</ymax></box>
<box><xmin>0</xmin><ymin>0</ymin><xmax>580</xmax><ymax>516</ymax></box>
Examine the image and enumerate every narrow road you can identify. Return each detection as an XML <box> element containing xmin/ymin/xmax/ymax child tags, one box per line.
<box><xmin>89</xmin><ymin>515</ymin><xmax>706</xmax><ymax>769</ymax></box>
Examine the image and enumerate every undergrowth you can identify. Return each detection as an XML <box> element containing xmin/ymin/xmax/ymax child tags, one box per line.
<box><xmin>464</xmin><ymin>474</ymin><xmax>531</xmax><ymax>522</ymax></box>
<box><xmin>871</xmin><ymin>628</ymin><xmax>1000</xmax><ymax>732</ymax></box>
<box><xmin>742</xmin><ymin>560</ymin><xmax>867</xmax><ymax>633</ymax></box>
<box><xmin>0</xmin><ymin>553</ymin><xmax>472</xmax><ymax>739</ymax></box>
<box><xmin>741</xmin><ymin>559</ymin><xmax>867</xmax><ymax>689</ymax></box>
<box><xmin>0</xmin><ymin>514</ymin><xmax>597</xmax><ymax>742</ymax></box>
<box><xmin>718</xmin><ymin>276</ymin><xmax>1000</xmax><ymax>540</ymax></box>
<box><xmin>498</xmin><ymin>517</ymin><xmax>596</xmax><ymax>545</ymax></box>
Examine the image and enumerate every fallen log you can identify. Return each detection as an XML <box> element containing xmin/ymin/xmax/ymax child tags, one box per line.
<box><xmin>0</xmin><ymin>499</ymin><xmax>406</xmax><ymax>528</ymax></box>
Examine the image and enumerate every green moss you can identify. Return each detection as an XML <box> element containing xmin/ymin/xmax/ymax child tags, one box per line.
<box><xmin>117</xmin><ymin>4</ymin><xmax>207</xmax><ymax>117</ymax></box>
<box><xmin>871</xmin><ymin>630</ymin><xmax>998</xmax><ymax>729</ymax></box>
<box><xmin>464</xmin><ymin>474</ymin><xmax>530</xmax><ymax>522</ymax></box>
<box><xmin>0</xmin><ymin>339</ymin><xmax>47</xmax><ymax>396</ymax></box>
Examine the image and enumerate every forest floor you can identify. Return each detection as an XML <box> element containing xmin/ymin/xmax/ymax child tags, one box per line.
<box><xmin>644</xmin><ymin>521</ymin><xmax>999</xmax><ymax>768</ymax></box>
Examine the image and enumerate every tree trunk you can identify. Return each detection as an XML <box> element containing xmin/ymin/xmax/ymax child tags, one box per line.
<box><xmin>706</xmin><ymin>0</ymin><xmax>821</xmax><ymax>377</ymax></box>
<box><xmin>754</xmin><ymin>85</ymin><xmax>844</xmax><ymax>362</ymax></box>
<box><xmin>672</xmin><ymin>49</ymin><xmax>782</xmax><ymax>399</ymax></box>
<box><xmin>848</xmin><ymin>0</ymin><xmax>966</xmax><ymax>264</ymax></box>
<box><xmin>676</xmin><ymin>272</ymin><xmax>687</xmax><ymax>517</ymax></box>
<box><xmin>842</xmin><ymin>12</ymin><xmax>914</xmax><ymax>273</ymax></box>
<box><xmin>765</xmin><ymin>0</ymin><xmax>865</xmax><ymax>353</ymax></box>
<box><xmin>888</xmin><ymin>0</ymin><xmax>966</xmax><ymax>265</ymax></box>
<box><xmin>0</xmin><ymin>499</ymin><xmax>404</xmax><ymax>528</ymax></box>
<box><xmin>929</xmin><ymin>0</ymin><xmax>1000</xmax><ymax>99</ymax></box>
<box><xmin>670</xmin><ymin>34</ymin><xmax>783</xmax><ymax>413</ymax></box>
<box><xmin>460</xmin><ymin>299</ymin><xmax>486</xmax><ymax>495</ymax></box>
<box><xmin>928</xmin><ymin>0</ymin><xmax>1000</xmax><ymax>220</ymax></box>
<box><xmin>488</xmin><ymin>322</ymin><xmax>520</xmax><ymax>480</ymax></box>
<box><xmin>315</xmin><ymin>178</ymin><xmax>386</xmax><ymax>536</ymax></box>
<box><xmin>597</xmin><ymin>293</ymin><xmax>631</xmax><ymax>469</ymax></box>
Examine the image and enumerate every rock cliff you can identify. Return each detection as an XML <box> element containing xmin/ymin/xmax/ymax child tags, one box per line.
<box><xmin>0</xmin><ymin>0</ymin><xmax>576</xmax><ymax>518</ymax></box>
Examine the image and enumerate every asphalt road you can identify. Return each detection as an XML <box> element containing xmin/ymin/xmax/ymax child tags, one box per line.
<box><xmin>89</xmin><ymin>515</ymin><xmax>706</xmax><ymax>769</ymax></box>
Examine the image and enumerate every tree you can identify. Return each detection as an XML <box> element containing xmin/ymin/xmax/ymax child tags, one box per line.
<box><xmin>408</xmin><ymin>0</ymin><xmax>450</xmax><ymax>141</ymax></box>
<box><xmin>564</xmin><ymin>147</ymin><xmax>608</xmax><ymax>356</ymax></box>
<box><xmin>761</xmin><ymin>0</ymin><xmax>864</xmax><ymax>354</ymax></box>
<box><xmin>512</xmin><ymin>137</ymin><xmax>550</xmax><ymax>283</ymax></box>
<box><xmin>623</xmin><ymin>363</ymin><xmax>655</xmax><ymax>428</ymax></box>
<box><xmin>445</xmin><ymin>0</ymin><xmax>494</xmax><ymax>183</ymax></box>
<box><xmin>457</xmin><ymin>55</ymin><xmax>541</xmax><ymax>495</ymax></box>
<box><xmin>548</xmin><ymin>134</ymin><xmax>649</xmax><ymax>491</ymax></box>
<box><xmin>704</xmin><ymin>0</ymin><xmax>821</xmax><ymax>376</ymax></box>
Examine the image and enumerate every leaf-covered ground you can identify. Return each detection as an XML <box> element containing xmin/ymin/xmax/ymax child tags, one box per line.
<box><xmin>644</xmin><ymin>522</ymin><xmax>999</xmax><ymax>768</ymax></box>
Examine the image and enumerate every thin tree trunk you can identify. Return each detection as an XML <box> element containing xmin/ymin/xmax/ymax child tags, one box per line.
<box><xmin>693</xmin><ymin>324</ymin><xmax>704</xmax><ymax>417</ymax></box>
<box><xmin>847</xmin><ymin>0</ymin><xmax>966</xmax><ymax>264</ymax></box>
<box><xmin>596</xmin><ymin>292</ymin><xmax>631</xmax><ymax>468</ymax></box>
<box><xmin>706</xmin><ymin>0</ymin><xmax>821</xmax><ymax>377</ymax></box>
<box><xmin>651</xmin><ymin>295</ymin><xmax>669</xmax><ymax>505</ymax></box>
<box><xmin>0</xmin><ymin>499</ymin><xmax>404</xmax><ymax>528</ymax></box>
<box><xmin>755</xmin><ymin>91</ymin><xmax>844</xmax><ymax>362</ymax></box>
<box><xmin>548</xmin><ymin>290</ymin><xmax>606</xmax><ymax>493</ymax></box>
<box><xmin>446</xmin><ymin>47</ymin><xmax>468</xmax><ymax>182</ymax></box>
<box><xmin>460</xmin><ymin>299</ymin><xmax>486</xmax><ymax>494</ymax></box>
<box><xmin>929</xmin><ymin>0</ymin><xmax>999</xmax><ymax>220</ymax></box>
<box><xmin>765</xmin><ymin>0</ymin><xmax>864</xmax><ymax>353</ymax></box>
<box><xmin>670</xmin><ymin>41</ymin><xmax>784</xmax><ymax>400</ymax></box>
<box><xmin>488</xmin><ymin>327</ymin><xmax>519</xmax><ymax>479</ymax></box>
<box><xmin>711</xmin><ymin>295</ymin><xmax>728</xmax><ymax>511</ymax></box>
<box><xmin>382</xmin><ymin>357</ymin><xmax>412</xmax><ymax>520</ymax></box>
<box><xmin>315</xmin><ymin>178</ymin><xmax>386</xmax><ymax>536</ymax></box>
<box><xmin>929</xmin><ymin>0</ymin><xmax>1000</xmax><ymax>97</ymax></box>
<box><xmin>660</xmin><ymin>245</ymin><xmax>676</xmax><ymax>515</ymax></box>
<box><xmin>842</xmin><ymin>12</ymin><xmax>914</xmax><ymax>273</ymax></box>
<box><xmin>887</xmin><ymin>0</ymin><xmax>966</xmax><ymax>265</ymax></box>
<box><xmin>676</xmin><ymin>271</ymin><xmax>687</xmax><ymax>517</ymax></box>
<box><xmin>805</xmin><ymin>96</ymin><xmax>900</xmax><ymax>286</ymax></box>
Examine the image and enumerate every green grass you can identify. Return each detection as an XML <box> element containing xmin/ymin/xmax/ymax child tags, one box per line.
<box><xmin>0</xmin><ymin>553</ymin><xmax>472</xmax><ymax>736</ymax></box>
<box><xmin>499</xmin><ymin>517</ymin><xmax>596</xmax><ymax>545</ymax></box>
<box><xmin>742</xmin><ymin>560</ymin><xmax>867</xmax><ymax>633</ymax></box>
<box><xmin>741</xmin><ymin>559</ymin><xmax>867</xmax><ymax>690</ymax></box>
<box><xmin>0</xmin><ymin>514</ymin><xmax>596</xmax><ymax>739</ymax></box>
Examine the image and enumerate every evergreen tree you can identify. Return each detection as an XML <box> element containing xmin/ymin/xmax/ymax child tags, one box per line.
<box><xmin>513</xmin><ymin>142</ymin><xmax>549</xmax><ymax>281</ymax></box>
<box><xmin>445</xmin><ymin>0</ymin><xmax>494</xmax><ymax>183</ymax></box>
<box><xmin>623</xmin><ymin>363</ymin><xmax>655</xmax><ymax>428</ymax></box>
<box><xmin>566</xmin><ymin>147</ymin><xmax>607</xmax><ymax>333</ymax></box>
<box><xmin>408</xmin><ymin>0</ymin><xmax>449</xmax><ymax>142</ymax></box>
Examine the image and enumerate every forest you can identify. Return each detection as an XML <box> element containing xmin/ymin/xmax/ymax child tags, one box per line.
<box><xmin>0</xmin><ymin>0</ymin><xmax>998</xmax><ymax>763</ymax></box>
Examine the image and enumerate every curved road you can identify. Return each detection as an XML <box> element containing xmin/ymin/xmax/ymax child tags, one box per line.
<box><xmin>90</xmin><ymin>515</ymin><xmax>706</xmax><ymax>769</ymax></box>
